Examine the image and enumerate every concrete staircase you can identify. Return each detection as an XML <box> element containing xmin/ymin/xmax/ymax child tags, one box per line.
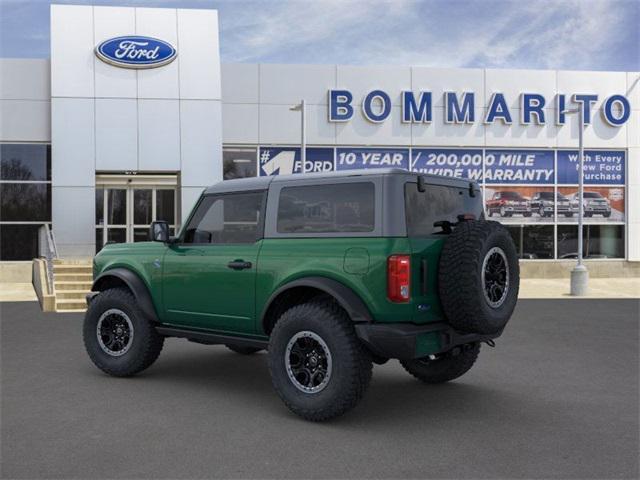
<box><xmin>53</xmin><ymin>260</ymin><xmax>92</xmax><ymax>312</ymax></box>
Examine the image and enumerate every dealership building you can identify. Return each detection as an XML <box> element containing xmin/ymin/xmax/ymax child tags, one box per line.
<box><xmin>1</xmin><ymin>4</ymin><xmax>639</xmax><ymax>278</ymax></box>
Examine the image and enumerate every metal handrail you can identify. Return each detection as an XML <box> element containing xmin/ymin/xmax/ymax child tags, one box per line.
<box><xmin>39</xmin><ymin>224</ymin><xmax>58</xmax><ymax>291</ymax></box>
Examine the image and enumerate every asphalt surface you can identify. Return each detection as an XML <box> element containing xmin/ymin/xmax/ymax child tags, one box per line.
<box><xmin>1</xmin><ymin>300</ymin><xmax>638</xmax><ymax>479</ymax></box>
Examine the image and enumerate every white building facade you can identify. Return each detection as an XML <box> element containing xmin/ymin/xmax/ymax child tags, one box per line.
<box><xmin>0</xmin><ymin>4</ymin><xmax>638</xmax><ymax>267</ymax></box>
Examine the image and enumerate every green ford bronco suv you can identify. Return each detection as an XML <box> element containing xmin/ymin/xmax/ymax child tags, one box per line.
<box><xmin>84</xmin><ymin>169</ymin><xmax>519</xmax><ymax>421</ymax></box>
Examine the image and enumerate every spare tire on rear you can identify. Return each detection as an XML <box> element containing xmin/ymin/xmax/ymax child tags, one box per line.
<box><xmin>438</xmin><ymin>220</ymin><xmax>519</xmax><ymax>334</ymax></box>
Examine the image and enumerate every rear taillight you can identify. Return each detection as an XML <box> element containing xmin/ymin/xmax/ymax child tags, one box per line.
<box><xmin>387</xmin><ymin>255</ymin><xmax>411</xmax><ymax>303</ymax></box>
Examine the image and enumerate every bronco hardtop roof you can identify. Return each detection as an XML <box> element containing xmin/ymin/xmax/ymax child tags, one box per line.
<box><xmin>204</xmin><ymin>168</ymin><xmax>474</xmax><ymax>195</ymax></box>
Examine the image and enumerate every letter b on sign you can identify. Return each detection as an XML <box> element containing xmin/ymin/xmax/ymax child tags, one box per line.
<box><xmin>329</xmin><ymin>90</ymin><xmax>354</xmax><ymax>121</ymax></box>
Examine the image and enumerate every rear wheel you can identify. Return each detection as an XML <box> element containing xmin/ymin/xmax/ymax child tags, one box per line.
<box><xmin>83</xmin><ymin>288</ymin><xmax>164</xmax><ymax>377</ymax></box>
<box><xmin>268</xmin><ymin>300</ymin><xmax>372</xmax><ymax>421</ymax></box>
<box><xmin>401</xmin><ymin>343</ymin><xmax>480</xmax><ymax>384</ymax></box>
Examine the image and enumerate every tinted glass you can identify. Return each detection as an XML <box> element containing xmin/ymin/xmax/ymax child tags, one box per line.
<box><xmin>96</xmin><ymin>228</ymin><xmax>104</xmax><ymax>253</ymax></box>
<box><xmin>223</xmin><ymin>148</ymin><xmax>257</xmax><ymax>180</ymax></box>
<box><xmin>107</xmin><ymin>228</ymin><xmax>126</xmax><ymax>244</ymax></box>
<box><xmin>0</xmin><ymin>224</ymin><xmax>41</xmax><ymax>260</ymax></box>
<box><xmin>500</xmin><ymin>191</ymin><xmax>524</xmax><ymax>200</ymax></box>
<box><xmin>156</xmin><ymin>189</ymin><xmax>175</xmax><ymax>224</ymax></box>
<box><xmin>277</xmin><ymin>183</ymin><xmax>374</xmax><ymax>234</ymax></box>
<box><xmin>507</xmin><ymin>225</ymin><xmax>553</xmax><ymax>259</ymax></box>
<box><xmin>134</xmin><ymin>228</ymin><xmax>149</xmax><ymax>242</ymax></box>
<box><xmin>95</xmin><ymin>188</ymin><xmax>104</xmax><ymax>226</ymax></box>
<box><xmin>0</xmin><ymin>183</ymin><xmax>51</xmax><ymax>221</ymax></box>
<box><xmin>108</xmin><ymin>189</ymin><xmax>126</xmax><ymax>225</ymax></box>
<box><xmin>557</xmin><ymin>225</ymin><xmax>624</xmax><ymax>259</ymax></box>
<box><xmin>405</xmin><ymin>183</ymin><xmax>476</xmax><ymax>237</ymax></box>
<box><xmin>133</xmin><ymin>189</ymin><xmax>152</xmax><ymax>225</ymax></box>
<box><xmin>0</xmin><ymin>144</ymin><xmax>51</xmax><ymax>181</ymax></box>
<box><xmin>184</xmin><ymin>192</ymin><xmax>264</xmax><ymax>244</ymax></box>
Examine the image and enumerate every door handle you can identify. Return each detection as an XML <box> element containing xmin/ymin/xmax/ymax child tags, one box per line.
<box><xmin>227</xmin><ymin>260</ymin><xmax>252</xmax><ymax>270</ymax></box>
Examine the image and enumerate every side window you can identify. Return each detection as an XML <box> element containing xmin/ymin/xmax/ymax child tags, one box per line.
<box><xmin>183</xmin><ymin>192</ymin><xmax>264</xmax><ymax>244</ymax></box>
<box><xmin>277</xmin><ymin>182</ymin><xmax>375</xmax><ymax>234</ymax></box>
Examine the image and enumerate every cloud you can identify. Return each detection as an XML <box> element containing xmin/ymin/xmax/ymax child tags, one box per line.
<box><xmin>0</xmin><ymin>0</ymin><xmax>637</xmax><ymax>70</ymax></box>
<box><xmin>217</xmin><ymin>0</ymin><xmax>638</xmax><ymax>71</ymax></box>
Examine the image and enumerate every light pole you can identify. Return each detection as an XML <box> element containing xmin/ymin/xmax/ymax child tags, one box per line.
<box><xmin>562</xmin><ymin>103</ymin><xmax>588</xmax><ymax>295</ymax></box>
<box><xmin>289</xmin><ymin>100</ymin><xmax>306</xmax><ymax>174</ymax></box>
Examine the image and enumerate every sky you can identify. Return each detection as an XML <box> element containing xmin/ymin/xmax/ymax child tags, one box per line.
<box><xmin>0</xmin><ymin>0</ymin><xmax>638</xmax><ymax>71</ymax></box>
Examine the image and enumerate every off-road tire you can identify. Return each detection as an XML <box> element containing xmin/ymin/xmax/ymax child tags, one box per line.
<box><xmin>438</xmin><ymin>220</ymin><xmax>519</xmax><ymax>334</ymax></box>
<box><xmin>83</xmin><ymin>287</ymin><xmax>164</xmax><ymax>377</ymax></box>
<box><xmin>268</xmin><ymin>300</ymin><xmax>372</xmax><ymax>421</ymax></box>
<box><xmin>400</xmin><ymin>343</ymin><xmax>480</xmax><ymax>384</ymax></box>
<box><xmin>226</xmin><ymin>344</ymin><xmax>263</xmax><ymax>355</ymax></box>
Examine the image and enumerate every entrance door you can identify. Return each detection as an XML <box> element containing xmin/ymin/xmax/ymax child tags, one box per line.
<box><xmin>96</xmin><ymin>176</ymin><xmax>178</xmax><ymax>251</ymax></box>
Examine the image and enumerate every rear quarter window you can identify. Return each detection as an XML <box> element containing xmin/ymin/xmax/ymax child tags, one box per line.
<box><xmin>277</xmin><ymin>182</ymin><xmax>375</xmax><ymax>234</ymax></box>
<box><xmin>405</xmin><ymin>182</ymin><xmax>478</xmax><ymax>236</ymax></box>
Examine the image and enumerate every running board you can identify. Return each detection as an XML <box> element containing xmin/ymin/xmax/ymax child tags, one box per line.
<box><xmin>155</xmin><ymin>326</ymin><xmax>269</xmax><ymax>349</ymax></box>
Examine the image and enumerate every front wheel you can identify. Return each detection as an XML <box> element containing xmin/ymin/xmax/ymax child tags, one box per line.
<box><xmin>400</xmin><ymin>343</ymin><xmax>480</xmax><ymax>384</ymax></box>
<box><xmin>83</xmin><ymin>288</ymin><xmax>164</xmax><ymax>377</ymax></box>
<box><xmin>268</xmin><ymin>300</ymin><xmax>372</xmax><ymax>421</ymax></box>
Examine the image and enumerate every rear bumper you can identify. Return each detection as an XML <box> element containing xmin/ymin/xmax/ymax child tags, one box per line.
<box><xmin>354</xmin><ymin>322</ymin><xmax>501</xmax><ymax>360</ymax></box>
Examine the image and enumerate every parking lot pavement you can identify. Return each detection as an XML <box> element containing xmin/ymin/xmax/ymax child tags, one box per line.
<box><xmin>1</xmin><ymin>300</ymin><xmax>638</xmax><ymax>479</ymax></box>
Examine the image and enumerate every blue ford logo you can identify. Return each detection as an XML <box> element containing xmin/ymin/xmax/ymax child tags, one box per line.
<box><xmin>95</xmin><ymin>36</ymin><xmax>177</xmax><ymax>69</ymax></box>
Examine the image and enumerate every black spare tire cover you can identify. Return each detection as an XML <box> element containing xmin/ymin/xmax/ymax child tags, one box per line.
<box><xmin>438</xmin><ymin>220</ymin><xmax>519</xmax><ymax>334</ymax></box>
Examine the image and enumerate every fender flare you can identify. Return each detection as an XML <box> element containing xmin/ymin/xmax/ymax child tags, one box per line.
<box><xmin>260</xmin><ymin>276</ymin><xmax>373</xmax><ymax>330</ymax></box>
<box><xmin>92</xmin><ymin>268</ymin><xmax>159</xmax><ymax>322</ymax></box>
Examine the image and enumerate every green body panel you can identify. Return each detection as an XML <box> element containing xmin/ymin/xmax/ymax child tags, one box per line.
<box><xmin>161</xmin><ymin>241</ymin><xmax>261</xmax><ymax>334</ymax></box>
<box><xmin>92</xmin><ymin>242</ymin><xmax>167</xmax><ymax>306</ymax></box>
<box><xmin>92</xmin><ymin>235</ymin><xmax>447</xmax><ymax>337</ymax></box>
<box><xmin>254</xmin><ymin>237</ymin><xmax>446</xmax><ymax>333</ymax></box>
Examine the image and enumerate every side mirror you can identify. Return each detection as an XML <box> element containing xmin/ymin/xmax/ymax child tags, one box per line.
<box><xmin>149</xmin><ymin>221</ymin><xmax>170</xmax><ymax>243</ymax></box>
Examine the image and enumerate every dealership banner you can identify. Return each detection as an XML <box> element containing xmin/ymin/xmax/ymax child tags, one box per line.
<box><xmin>259</xmin><ymin>147</ymin><xmax>334</xmax><ymax>176</ymax></box>
<box><xmin>411</xmin><ymin>149</ymin><xmax>483</xmax><ymax>181</ymax></box>
<box><xmin>336</xmin><ymin>148</ymin><xmax>410</xmax><ymax>171</ymax></box>
<box><xmin>484</xmin><ymin>150</ymin><xmax>554</xmax><ymax>184</ymax></box>
<box><xmin>557</xmin><ymin>150</ymin><xmax>625</xmax><ymax>185</ymax></box>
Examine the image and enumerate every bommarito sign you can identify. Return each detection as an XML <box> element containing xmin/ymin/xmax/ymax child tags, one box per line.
<box><xmin>328</xmin><ymin>90</ymin><xmax>631</xmax><ymax>127</ymax></box>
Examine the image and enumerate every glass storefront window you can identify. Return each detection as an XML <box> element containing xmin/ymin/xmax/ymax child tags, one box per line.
<box><xmin>95</xmin><ymin>188</ymin><xmax>104</xmax><ymax>226</ymax></box>
<box><xmin>156</xmin><ymin>189</ymin><xmax>175</xmax><ymax>224</ymax></box>
<box><xmin>0</xmin><ymin>144</ymin><xmax>52</xmax><ymax>260</ymax></box>
<box><xmin>107</xmin><ymin>189</ymin><xmax>127</xmax><ymax>225</ymax></box>
<box><xmin>0</xmin><ymin>183</ymin><xmax>51</xmax><ymax>221</ymax></box>
<box><xmin>133</xmin><ymin>189</ymin><xmax>152</xmax><ymax>225</ymax></box>
<box><xmin>223</xmin><ymin>148</ymin><xmax>257</xmax><ymax>179</ymax></box>
<box><xmin>1</xmin><ymin>144</ymin><xmax>51</xmax><ymax>181</ymax></box>
<box><xmin>507</xmin><ymin>225</ymin><xmax>554</xmax><ymax>259</ymax></box>
<box><xmin>0</xmin><ymin>224</ymin><xmax>41</xmax><ymax>260</ymax></box>
<box><xmin>557</xmin><ymin>225</ymin><xmax>624</xmax><ymax>259</ymax></box>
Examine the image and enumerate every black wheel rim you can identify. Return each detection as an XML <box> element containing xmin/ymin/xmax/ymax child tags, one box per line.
<box><xmin>285</xmin><ymin>331</ymin><xmax>332</xmax><ymax>394</ymax></box>
<box><xmin>96</xmin><ymin>309</ymin><xmax>134</xmax><ymax>357</ymax></box>
<box><xmin>482</xmin><ymin>247</ymin><xmax>509</xmax><ymax>308</ymax></box>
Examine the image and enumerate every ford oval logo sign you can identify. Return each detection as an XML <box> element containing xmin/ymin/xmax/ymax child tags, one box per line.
<box><xmin>95</xmin><ymin>36</ymin><xmax>177</xmax><ymax>69</ymax></box>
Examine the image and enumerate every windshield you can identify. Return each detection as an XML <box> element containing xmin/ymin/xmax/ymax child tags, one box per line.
<box><xmin>584</xmin><ymin>192</ymin><xmax>603</xmax><ymax>199</ymax></box>
<box><xmin>499</xmin><ymin>191</ymin><xmax>524</xmax><ymax>200</ymax></box>
<box><xmin>537</xmin><ymin>192</ymin><xmax>554</xmax><ymax>200</ymax></box>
